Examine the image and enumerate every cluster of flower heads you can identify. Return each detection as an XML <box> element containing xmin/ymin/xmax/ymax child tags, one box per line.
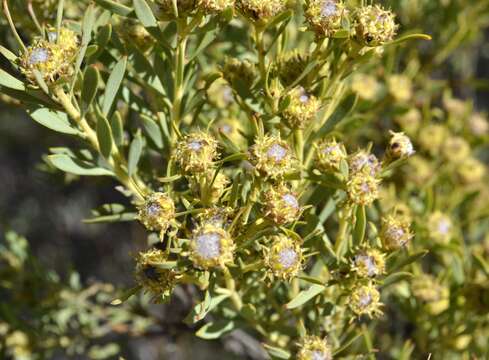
<box><xmin>20</xmin><ymin>27</ymin><xmax>78</xmax><ymax>83</ymax></box>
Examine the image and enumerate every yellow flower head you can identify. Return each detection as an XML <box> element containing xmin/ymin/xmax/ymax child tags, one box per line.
<box><xmin>46</xmin><ymin>27</ymin><xmax>79</xmax><ymax>58</ymax></box>
<box><xmin>199</xmin><ymin>0</ymin><xmax>235</xmax><ymax>12</ymax></box>
<box><xmin>468</xmin><ymin>113</ymin><xmax>489</xmax><ymax>136</ymax></box>
<box><xmin>315</xmin><ymin>138</ymin><xmax>347</xmax><ymax>172</ymax></box>
<box><xmin>457</xmin><ymin>157</ymin><xmax>486</xmax><ymax>184</ymax></box>
<box><xmin>418</xmin><ymin>124</ymin><xmax>447</xmax><ymax>155</ymax></box>
<box><xmin>266</xmin><ymin>234</ymin><xmax>303</xmax><ymax>280</ymax></box>
<box><xmin>349</xmin><ymin>283</ymin><xmax>382</xmax><ymax>318</ymax></box>
<box><xmin>387</xmin><ymin>74</ymin><xmax>412</xmax><ymax>102</ymax></box>
<box><xmin>395</xmin><ymin>108</ymin><xmax>421</xmax><ymax>135</ymax></box>
<box><xmin>351</xmin><ymin>73</ymin><xmax>382</xmax><ymax>101</ymax></box>
<box><xmin>304</xmin><ymin>0</ymin><xmax>348</xmax><ymax>38</ymax></box>
<box><xmin>404</xmin><ymin>155</ymin><xmax>432</xmax><ymax>186</ymax></box>
<box><xmin>387</xmin><ymin>131</ymin><xmax>415</xmax><ymax>159</ymax></box>
<box><xmin>380</xmin><ymin>214</ymin><xmax>413</xmax><ymax>250</ymax></box>
<box><xmin>137</xmin><ymin>192</ymin><xmax>176</xmax><ymax>234</ymax></box>
<box><xmin>264</xmin><ymin>184</ymin><xmax>301</xmax><ymax>225</ymax></box>
<box><xmin>274</xmin><ymin>51</ymin><xmax>311</xmax><ymax>87</ymax></box>
<box><xmin>236</xmin><ymin>0</ymin><xmax>288</xmax><ymax>22</ymax></box>
<box><xmin>354</xmin><ymin>5</ymin><xmax>397</xmax><ymax>46</ymax></box>
<box><xmin>190</xmin><ymin>224</ymin><xmax>235</xmax><ymax>269</ymax></box>
<box><xmin>20</xmin><ymin>41</ymin><xmax>63</xmax><ymax>83</ymax></box>
<box><xmin>352</xmin><ymin>248</ymin><xmax>386</xmax><ymax>278</ymax></box>
<box><xmin>411</xmin><ymin>274</ymin><xmax>449</xmax><ymax>315</ymax></box>
<box><xmin>348</xmin><ymin>150</ymin><xmax>381</xmax><ymax>176</ymax></box>
<box><xmin>197</xmin><ymin>207</ymin><xmax>234</xmax><ymax>228</ymax></box>
<box><xmin>297</xmin><ymin>335</ymin><xmax>333</xmax><ymax>360</ymax></box>
<box><xmin>346</xmin><ymin>172</ymin><xmax>380</xmax><ymax>206</ymax></box>
<box><xmin>222</xmin><ymin>57</ymin><xmax>257</xmax><ymax>89</ymax></box>
<box><xmin>174</xmin><ymin>132</ymin><xmax>219</xmax><ymax>173</ymax></box>
<box><xmin>442</xmin><ymin>136</ymin><xmax>471</xmax><ymax>164</ymax></box>
<box><xmin>427</xmin><ymin>211</ymin><xmax>452</xmax><ymax>244</ymax></box>
<box><xmin>248</xmin><ymin>134</ymin><xmax>295</xmax><ymax>178</ymax></box>
<box><xmin>282</xmin><ymin>87</ymin><xmax>321</xmax><ymax>129</ymax></box>
<box><xmin>135</xmin><ymin>249</ymin><xmax>178</xmax><ymax>297</ymax></box>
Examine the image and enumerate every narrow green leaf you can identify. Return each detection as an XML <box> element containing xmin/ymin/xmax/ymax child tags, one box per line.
<box><xmin>0</xmin><ymin>45</ymin><xmax>18</xmax><ymax>62</ymax></box>
<box><xmin>385</xmin><ymin>33</ymin><xmax>432</xmax><ymax>46</ymax></box>
<box><xmin>353</xmin><ymin>205</ymin><xmax>366</xmax><ymax>246</ymax></box>
<box><xmin>96</xmin><ymin>114</ymin><xmax>114</xmax><ymax>158</ymax></box>
<box><xmin>84</xmin><ymin>212</ymin><xmax>136</xmax><ymax>224</ymax></box>
<box><xmin>382</xmin><ymin>272</ymin><xmax>413</xmax><ymax>288</ymax></box>
<box><xmin>196</xmin><ymin>320</ymin><xmax>235</xmax><ymax>340</ymax></box>
<box><xmin>102</xmin><ymin>57</ymin><xmax>127</xmax><ymax>116</ymax></box>
<box><xmin>27</xmin><ymin>107</ymin><xmax>79</xmax><ymax>135</ymax></box>
<box><xmin>128</xmin><ymin>132</ymin><xmax>143</xmax><ymax>176</ymax></box>
<box><xmin>110</xmin><ymin>111</ymin><xmax>124</xmax><ymax>146</ymax></box>
<box><xmin>315</xmin><ymin>94</ymin><xmax>358</xmax><ymax>138</ymax></box>
<box><xmin>88</xmin><ymin>24</ymin><xmax>112</xmax><ymax>64</ymax></box>
<box><xmin>32</xmin><ymin>70</ymin><xmax>49</xmax><ymax>95</ymax></box>
<box><xmin>140</xmin><ymin>114</ymin><xmax>163</xmax><ymax>149</ymax></box>
<box><xmin>110</xmin><ymin>285</ymin><xmax>141</xmax><ymax>305</ymax></box>
<box><xmin>81</xmin><ymin>66</ymin><xmax>100</xmax><ymax>115</ymax></box>
<box><xmin>390</xmin><ymin>250</ymin><xmax>429</xmax><ymax>273</ymax></box>
<box><xmin>133</xmin><ymin>0</ymin><xmax>157</xmax><ymax>28</ymax></box>
<box><xmin>56</xmin><ymin>0</ymin><xmax>65</xmax><ymax>37</ymax></box>
<box><xmin>263</xmin><ymin>344</ymin><xmax>291</xmax><ymax>359</ymax></box>
<box><xmin>94</xmin><ymin>0</ymin><xmax>134</xmax><ymax>16</ymax></box>
<box><xmin>264</xmin><ymin>9</ymin><xmax>292</xmax><ymax>31</ymax></box>
<box><xmin>48</xmin><ymin>154</ymin><xmax>114</xmax><ymax>176</ymax></box>
<box><xmin>184</xmin><ymin>293</ymin><xmax>230</xmax><ymax>324</ymax></box>
<box><xmin>286</xmin><ymin>284</ymin><xmax>325</xmax><ymax>309</ymax></box>
<box><xmin>0</xmin><ymin>68</ymin><xmax>25</xmax><ymax>90</ymax></box>
<box><xmin>71</xmin><ymin>5</ymin><xmax>96</xmax><ymax>93</ymax></box>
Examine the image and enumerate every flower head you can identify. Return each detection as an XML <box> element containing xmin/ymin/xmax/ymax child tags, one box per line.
<box><xmin>174</xmin><ymin>132</ymin><xmax>219</xmax><ymax>173</ymax></box>
<box><xmin>297</xmin><ymin>336</ymin><xmax>333</xmax><ymax>360</ymax></box>
<box><xmin>20</xmin><ymin>41</ymin><xmax>62</xmax><ymax>83</ymax></box>
<box><xmin>411</xmin><ymin>274</ymin><xmax>450</xmax><ymax>315</ymax></box>
<box><xmin>427</xmin><ymin>211</ymin><xmax>452</xmax><ymax>244</ymax></box>
<box><xmin>190</xmin><ymin>224</ymin><xmax>235</xmax><ymax>269</ymax></box>
<box><xmin>348</xmin><ymin>150</ymin><xmax>381</xmax><ymax>176</ymax></box>
<box><xmin>418</xmin><ymin>124</ymin><xmax>447</xmax><ymax>155</ymax></box>
<box><xmin>274</xmin><ymin>51</ymin><xmax>311</xmax><ymax>87</ymax></box>
<box><xmin>222</xmin><ymin>58</ymin><xmax>257</xmax><ymax>89</ymax></box>
<box><xmin>248</xmin><ymin>135</ymin><xmax>295</xmax><ymax>178</ymax></box>
<box><xmin>457</xmin><ymin>157</ymin><xmax>486</xmax><ymax>184</ymax></box>
<box><xmin>304</xmin><ymin>0</ymin><xmax>347</xmax><ymax>38</ymax></box>
<box><xmin>46</xmin><ymin>27</ymin><xmax>79</xmax><ymax>58</ymax></box>
<box><xmin>135</xmin><ymin>249</ymin><xmax>178</xmax><ymax>297</ymax></box>
<box><xmin>354</xmin><ymin>5</ymin><xmax>397</xmax><ymax>46</ymax></box>
<box><xmin>236</xmin><ymin>0</ymin><xmax>288</xmax><ymax>22</ymax></box>
<box><xmin>156</xmin><ymin>0</ymin><xmax>196</xmax><ymax>18</ymax></box>
<box><xmin>197</xmin><ymin>207</ymin><xmax>234</xmax><ymax>228</ymax></box>
<box><xmin>387</xmin><ymin>131</ymin><xmax>415</xmax><ymax>159</ymax></box>
<box><xmin>266</xmin><ymin>234</ymin><xmax>303</xmax><ymax>280</ymax></box>
<box><xmin>117</xmin><ymin>19</ymin><xmax>154</xmax><ymax>52</ymax></box>
<box><xmin>380</xmin><ymin>214</ymin><xmax>413</xmax><ymax>250</ymax></box>
<box><xmin>349</xmin><ymin>283</ymin><xmax>382</xmax><ymax>318</ymax></box>
<box><xmin>138</xmin><ymin>192</ymin><xmax>176</xmax><ymax>234</ymax></box>
<box><xmin>282</xmin><ymin>87</ymin><xmax>321</xmax><ymax>129</ymax></box>
<box><xmin>199</xmin><ymin>0</ymin><xmax>234</xmax><ymax>13</ymax></box>
<box><xmin>346</xmin><ymin>172</ymin><xmax>380</xmax><ymax>206</ymax></box>
<box><xmin>264</xmin><ymin>184</ymin><xmax>301</xmax><ymax>225</ymax></box>
<box><xmin>316</xmin><ymin>138</ymin><xmax>347</xmax><ymax>172</ymax></box>
<box><xmin>387</xmin><ymin>75</ymin><xmax>412</xmax><ymax>102</ymax></box>
<box><xmin>442</xmin><ymin>136</ymin><xmax>471</xmax><ymax>163</ymax></box>
<box><xmin>352</xmin><ymin>248</ymin><xmax>386</xmax><ymax>278</ymax></box>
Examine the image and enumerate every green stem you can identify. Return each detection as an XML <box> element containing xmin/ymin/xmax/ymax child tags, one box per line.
<box><xmin>2</xmin><ymin>0</ymin><xmax>26</xmax><ymax>52</ymax></box>
<box><xmin>223</xmin><ymin>268</ymin><xmax>243</xmax><ymax>311</ymax></box>
<box><xmin>171</xmin><ymin>21</ymin><xmax>188</xmax><ymax>143</ymax></box>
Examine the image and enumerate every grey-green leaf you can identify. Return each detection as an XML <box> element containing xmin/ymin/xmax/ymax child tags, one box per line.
<box><xmin>27</xmin><ymin>107</ymin><xmax>80</xmax><ymax>135</ymax></box>
<box><xmin>102</xmin><ymin>57</ymin><xmax>127</xmax><ymax>116</ymax></box>
<box><xmin>196</xmin><ymin>320</ymin><xmax>235</xmax><ymax>340</ymax></box>
<box><xmin>140</xmin><ymin>114</ymin><xmax>163</xmax><ymax>149</ymax></box>
<box><xmin>81</xmin><ymin>66</ymin><xmax>100</xmax><ymax>115</ymax></box>
<box><xmin>110</xmin><ymin>111</ymin><xmax>124</xmax><ymax>146</ymax></box>
<box><xmin>285</xmin><ymin>284</ymin><xmax>325</xmax><ymax>309</ymax></box>
<box><xmin>48</xmin><ymin>154</ymin><xmax>114</xmax><ymax>176</ymax></box>
<box><xmin>0</xmin><ymin>69</ymin><xmax>25</xmax><ymax>90</ymax></box>
<box><xmin>128</xmin><ymin>133</ymin><xmax>143</xmax><ymax>176</ymax></box>
<box><xmin>96</xmin><ymin>114</ymin><xmax>114</xmax><ymax>158</ymax></box>
<box><xmin>133</xmin><ymin>0</ymin><xmax>157</xmax><ymax>28</ymax></box>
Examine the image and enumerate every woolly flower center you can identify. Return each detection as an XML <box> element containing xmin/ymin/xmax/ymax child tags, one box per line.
<box><xmin>188</xmin><ymin>140</ymin><xmax>204</xmax><ymax>151</ymax></box>
<box><xmin>437</xmin><ymin>219</ymin><xmax>451</xmax><ymax>235</ymax></box>
<box><xmin>278</xmin><ymin>248</ymin><xmax>298</xmax><ymax>269</ymax></box>
<box><xmin>320</xmin><ymin>0</ymin><xmax>338</xmax><ymax>18</ymax></box>
<box><xmin>360</xmin><ymin>181</ymin><xmax>372</xmax><ymax>194</ymax></box>
<box><xmin>311</xmin><ymin>350</ymin><xmax>328</xmax><ymax>360</ymax></box>
<box><xmin>196</xmin><ymin>232</ymin><xmax>221</xmax><ymax>259</ymax></box>
<box><xmin>355</xmin><ymin>255</ymin><xmax>377</xmax><ymax>276</ymax></box>
<box><xmin>282</xmin><ymin>194</ymin><xmax>299</xmax><ymax>209</ymax></box>
<box><xmin>267</xmin><ymin>144</ymin><xmax>288</xmax><ymax>162</ymax></box>
<box><xmin>147</xmin><ymin>202</ymin><xmax>162</xmax><ymax>217</ymax></box>
<box><xmin>386</xmin><ymin>226</ymin><xmax>404</xmax><ymax>241</ymax></box>
<box><xmin>358</xmin><ymin>292</ymin><xmax>373</xmax><ymax>308</ymax></box>
<box><xmin>322</xmin><ymin>145</ymin><xmax>339</xmax><ymax>155</ymax></box>
<box><xmin>28</xmin><ymin>48</ymin><xmax>50</xmax><ymax>65</ymax></box>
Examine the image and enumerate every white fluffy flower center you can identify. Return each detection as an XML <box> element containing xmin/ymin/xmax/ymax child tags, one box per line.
<box><xmin>267</xmin><ymin>144</ymin><xmax>288</xmax><ymax>162</ymax></box>
<box><xmin>28</xmin><ymin>48</ymin><xmax>50</xmax><ymax>65</ymax></box>
<box><xmin>320</xmin><ymin>1</ymin><xmax>338</xmax><ymax>18</ymax></box>
<box><xmin>282</xmin><ymin>194</ymin><xmax>299</xmax><ymax>209</ymax></box>
<box><xmin>278</xmin><ymin>248</ymin><xmax>298</xmax><ymax>269</ymax></box>
<box><xmin>195</xmin><ymin>232</ymin><xmax>221</xmax><ymax>259</ymax></box>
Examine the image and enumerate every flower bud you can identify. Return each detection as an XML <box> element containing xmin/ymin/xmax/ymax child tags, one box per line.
<box><xmin>387</xmin><ymin>131</ymin><xmax>415</xmax><ymax>159</ymax></box>
<box><xmin>266</xmin><ymin>235</ymin><xmax>303</xmax><ymax>280</ymax></box>
<box><xmin>197</xmin><ymin>207</ymin><xmax>234</xmax><ymax>228</ymax></box>
<box><xmin>348</xmin><ymin>150</ymin><xmax>381</xmax><ymax>176</ymax></box>
<box><xmin>468</xmin><ymin>113</ymin><xmax>488</xmax><ymax>136</ymax></box>
<box><xmin>387</xmin><ymin>75</ymin><xmax>412</xmax><ymax>102</ymax></box>
<box><xmin>46</xmin><ymin>27</ymin><xmax>79</xmax><ymax>58</ymax></box>
<box><xmin>174</xmin><ymin>132</ymin><xmax>219</xmax><ymax>173</ymax></box>
<box><xmin>380</xmin><ymin>215</ymin><xmax>413</xmax><ymax>250</ymax></box>
<box><xmin>282</xmin><ymin>87</ymin><xmax>321</xmax><ymax>129</ymax></box>
<box><xmin>297</xmin><ymin>336</ymin><xmax>333</xmax><ymax>360</ymax></box>
<box><xmin>351</xmin><ymin>73</ymin><xmax>382</xmax><ymax>101</ymax></box>
<box><xmin>418</xmin><ymin>124</ymin><xmax>447</xmax><ymax>155</ymax></box>
<box><xmin>236</xmin><ymin>0</ymin><xmax>287</xmax><ymax>22</ymax></box>
<box><xmin>346</xmin><ymin>172</ymin><xmax>380</xmax><ymax>206</ymax></box>
<box><xmin>138</xmin><ymin>192</ymin><xmax>176</xmax><ymax>234</ymax></box>
<box><xmin>394</xmin><ymin>108</ymin><xmax>421</xmax><ymax>135</ymax></box>
<box><xmin>411</xmin><ymin>274</ymin><xmax>449</xmax><ymax>315</ymax></box>
<box><xmin>304</xmin><ymin>0</ymin><xmax>347</xmax><ymax>38</ymax></box>
<box><xmin>442</xmin><ymin>136</ymin><xmax>470</xmax><ymax>164</ymax></box>
<box><xmin>117</xmin><ymin>19</ymin><xmax>154</xmax><ymax>52</ymax></box>
<box><xmin>135</xmin><ymin>249</ymin><xmax>178</xmax><ymax>297</ymax></box>
<box><xmin>404</xmin><ymin>156</ymin><xmax>432</xmax><ymax>186</ymax></box>
<box><xmin>248</xmin><ymin>135</ymin><xmax>295</xmax><ymax>178</ymax></box>
<box><xmin>457</xmin><ymin>157</ymin><xmax>486</xmax><ymax>184</ymax></box>
<box><xmin>427</xmin><ymin>211</ymin><xmax>452</xmax><ymax>244</ymax></box>
<box><xmin>273</xmin><ymin>51</ymin><xmax>311</xmax><ymax>87</ymax></box>
<box><xmin>349</xmin><ymin>283</ymin><xmax>382</xmax><ymax>318</ymax></box>
<box><xmin>352</xmin><ymin>248</ymin><xmax>386</xmax><ymax>278</ymax></box>
<box><xmin>315</xmin><ymin>139</ymin><xmax>347</xmax><ymax>172</ymax></box>
<box><xmin>354</xmin><ymin>5</ymin><xmax>397</xmax><ymax>46</ymax></box>
<box><xmin>222</xmin><ymin>58</ymin><xmax>257</xmax><ymax>90</ymax></box>
<box><xmin>264</xmin><ymin>184</ymin><xmax>301</xmax><ymax>225</ymax></box>
<box><xmin>190</xmin><ymin>224</ymin><xmax>235</xmax><ymax>269</ymax></box>
<box><xmin>199</xmin><ymin>0</ymin><xmax>234</xmax><ymax>13</ymax></box>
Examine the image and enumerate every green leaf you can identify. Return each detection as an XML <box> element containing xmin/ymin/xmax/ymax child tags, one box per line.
<box><xmin>96</xmin><ymin>113</ymin><xmax>114</xmax><ymax>158</ymax></box>
<box><xmin>133</xmin><ymin>0</ymin><xmax>157</xmax><ymax>28</ymax></box>
<box><xmin>382</xmin><ymin>272</ymin><xmax>413</xmax><ymax>288</ymax></box>
<box><xmin>385</xmin><ymin>33</ymin><xmax>432</xmax><ymax>47</ymax></box>
<box><xmin>94</xmin><ymin>0</ymin><xmax>134</xmax><ymax>16</ymax></box>
<box><xmin>353</xmin><ymin>205</ymin><xmax>366</xmax><ymax>246</ymax></box>
<box><xmin>184</xmin><ymin>292</ymin><xmax>230</xmax><ymax>324</ymax></box>
<box><xmin>102</xmin><ymin>57</ymin><xmax>127</xmax><ymax>116</ymax></box>
<box><xmin>27</xmin><ymin>107</ymin><xmax>80</xmax><ymax>135</ymax></box>
<box><xmin>285</xmin><ymin>284</ymin><xmax>325</xmax><ymax>309</ymax></box>
<box><xmin>32</xmin><ymin>70</ymin><xmax>49</xmax><ymax>95</ymax></box>
<box><xmin>0</xmin><ymin>69</ymin><xmax>25</xmax><ymax>90</ymax></box>
<box><xmin>315</xmin><ymin>94</ymin><xmax>358</xmax><ymax>138</ymax></box>
<box><xmin>389</xmin><ymin>250</ymin><xmax>429</xmax><ymax>273</ymax></box>
<box><xmin>196</xmin><ymin>320</ymin><xmax>235</xmax><ymax>340</ymax></box>
<box><xmin>110</xmin><ymin>285</ymin><xmax>142</xmax><ymax>305</ymax></box>
<box><xmin>81</xmin><ymin>66</ymin><xmax>100</xmax><ymax>115</ymax></box>
<box><xmin>264</xmin><ymin>9</ymin><xmax>292</xmax><ymax>31</ymax></box>
<box><xmin>88</xmin><ymin>24</ymin><xmax>113</xmax><ymax>64</ymax></box>
<box><xmin>48</xmin><ymin>154</ymin><xmax>114</xmax><ymax>176</ymax></box>
<box><xmin>140</xmin><ymin>114</ymin><xmax>163</xmax><ymax>149</ymax></box>
<box><xmin>128</xmin><ymin>132</ymin><xmax>143</xmax><ymax>176</ymax></box>
<box><xmin>286</xmin><ymin>59</ymin><xmax>320</xmax><ymax>91</ymax></box>
<box><xmin>263</xmin><ymin>344</ymin><xmax>291</xmax><ymax>359</ymax></box>
<box><xmin>0</xmin><ymin>45</ymin><xmax>18</xmax><ymax>62</ymax></box>
<box><xmin>110</xmin><ymin>111</ymin><xmax>124</xmax><ymax>146</ymax></box>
